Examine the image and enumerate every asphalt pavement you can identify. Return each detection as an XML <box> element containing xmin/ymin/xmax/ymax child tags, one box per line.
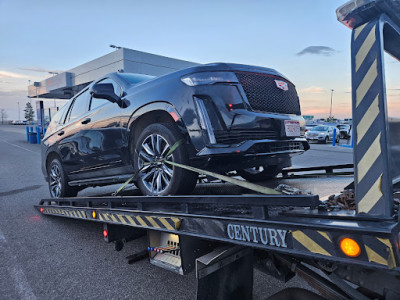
<box><xmin>0</xmin><ymin>125</ymin><xmax>353</xmax><ymax>299</ymax></box>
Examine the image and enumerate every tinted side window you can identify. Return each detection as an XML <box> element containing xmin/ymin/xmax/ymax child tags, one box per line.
<box><xmin>90</xmin><ymin>78</ymin><xmax>122</xmax><ymax>111</ymax></box>
<box><xmin>68</xmin><ymin>90</ymin><xmax>91</xmax><ymax>122</ymax></box>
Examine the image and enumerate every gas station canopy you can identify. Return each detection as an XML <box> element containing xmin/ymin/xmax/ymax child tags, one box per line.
<box><xmin>28</xmin><ymin>48</ymin><xmax>198</xmax><ymax>99</ymax></box>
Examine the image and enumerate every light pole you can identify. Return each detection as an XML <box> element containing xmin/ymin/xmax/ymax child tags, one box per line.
<box><xmin>17</xmin><ymin>101</ymin><xmax>20</xmax><ymax>121</ymax></box>
<box><xmin>329</xmin><ymin>89</ymin><xmax>334</xmax><ymax>120</ymax></box>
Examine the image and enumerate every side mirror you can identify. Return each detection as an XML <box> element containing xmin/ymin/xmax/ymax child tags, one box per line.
<box><xmin>90</xmin><ymin>83</ymin><xmax>120</xmax><ymax>104</ymax></box>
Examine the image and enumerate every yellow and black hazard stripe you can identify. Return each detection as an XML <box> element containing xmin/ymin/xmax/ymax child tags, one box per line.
<box><xmin>42</xmin><ymin>207</ymin><xmax>87</xmax><ymax>219</ymax></box>
<box><xmin>98</xmin><ymin>212</ymin><xmax>181</xmax><ymax>231</ymax></box>
<box><xmin>363</xmin><ymin>236</ymin><xmax>397</xmax><ymax>269</ymax></box>
<box><xmin>292</xmin><ymin>229</ymin><xmax>335</xmax><ymax>257</ymax></box>
<box><xmin>351</xmin><ymin>19</ymin><xmax>391</xmax><ymax>215</ymax></box>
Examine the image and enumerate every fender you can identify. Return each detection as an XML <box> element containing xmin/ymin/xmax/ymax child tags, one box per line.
<box><xmin>127</xmin><ymin>101</ymin><xmax>188</xmax><ymax>135</ymax></box>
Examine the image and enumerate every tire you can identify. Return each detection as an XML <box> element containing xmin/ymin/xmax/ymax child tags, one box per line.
<box><xmin>48</xmin><ymin>158</ymin><xmax>79</xmax><ymax>198</ymax></box>
<box><xmin>324</xmin><ymin>136</ymin><xmax>329</xmax><ymax>144</ymax></box>
<box><xmin>133</xmin><ymin>123</ymin><xmax>198</xmax><ymax>195</ymax></box>
<box><xmin>237</xmin><ymin>166</ymin><xmax>281</xmax><ymax>182</ymax></box>
<box><xmin>336</xmin><ymin>136</ymin><xmax>340</xmax><ymax>143</ymax></box>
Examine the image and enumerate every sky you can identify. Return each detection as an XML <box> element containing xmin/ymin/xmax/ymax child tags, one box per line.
<box><xmin>0</xmin><ymin>0</ymin><xmax>399</xmax><ymax>121</ymax></box>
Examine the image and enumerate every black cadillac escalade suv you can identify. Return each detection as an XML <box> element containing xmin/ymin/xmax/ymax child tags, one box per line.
<box><xmin>41</xmin><ymin>63</ymin><xmax>309</xmax><ymax>197</ymax></box>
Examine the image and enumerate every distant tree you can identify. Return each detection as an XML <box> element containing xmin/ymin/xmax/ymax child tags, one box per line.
<box><xmin>24</xmin><ymin>102</ymin><xmax>34</xmax><ymax>123</ymax></box>
<box><xmin>0</xmin><ymin>108</ymin><xmax>7</xmax><ymax>124</ymax></box>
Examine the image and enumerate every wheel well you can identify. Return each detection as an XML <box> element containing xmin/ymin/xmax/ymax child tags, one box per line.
<box><xmin>46</xmin><ymin>152</ymin><xmax>61</xmax><ymax>173</ymax></box>
<box><xmin>129</xmin><ymin>110</ymin><xmax>180</xmax><ymax>152</ymax></box>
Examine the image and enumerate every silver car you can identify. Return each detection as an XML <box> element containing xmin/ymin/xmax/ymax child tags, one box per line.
<box><xmin>305</xmin><ymin>126</ymin><xmax>339</xmax><ymax>144</ymax></box>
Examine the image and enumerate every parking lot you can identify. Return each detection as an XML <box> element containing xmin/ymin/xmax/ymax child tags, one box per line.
<box><xmin>0</xmin><ymin>125</ymin><xmax>353</xmax><ymax>299</ymax></box>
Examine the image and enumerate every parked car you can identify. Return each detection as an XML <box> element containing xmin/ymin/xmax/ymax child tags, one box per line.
<box><xmin>41</xmin><ymin>63</ymin><xmax>309</xmax><ymax>197</ymax></box>
<box><xmin>305</xmin><ymin>125</ymin><xmax>339</xmax><ymax>144</ymax></box>
<box><xmin>337</xmin><ymin>124</ymin><xmax>351</xmax><ymax>139</ymax></box>
<box><xmin>12</xmin><ymin>120</ymin><xmax>28</xmax><ymax>125</ymax></box>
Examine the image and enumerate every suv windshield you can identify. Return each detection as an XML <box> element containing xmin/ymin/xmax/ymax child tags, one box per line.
<box><xmin>119</xmin><ymin>73</ymin><xmax>155</xmax><ymax>85</ymax></box>
<box><xmin>311</xmin><ymin>126</ymin><xmax>328</xmax><ymax>132</ymax></box>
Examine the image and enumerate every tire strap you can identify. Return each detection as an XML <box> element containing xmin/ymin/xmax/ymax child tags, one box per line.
<box><xmin>114</xmin><ymin>139</ymin><xmax>281</xmax><ymax>196</ymax></box>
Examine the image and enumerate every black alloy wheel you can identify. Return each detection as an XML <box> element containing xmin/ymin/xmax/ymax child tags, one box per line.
<box><xmin>133</xmin><ymin>123</ymin><xmax>198</xmax><ymax>196</ymax></box>
<box><xmin>48</xmin><ymin>158</ymin><xmax>78</xmax><ymax>198</ymax></box>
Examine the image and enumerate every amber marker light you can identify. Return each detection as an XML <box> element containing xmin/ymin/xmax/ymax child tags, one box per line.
<box><xmin>340</xmin><ymin>237</ymin><xmax>361</xmax><ymax>257</ymax></box>
<box><xmin>92</xmin><ymin>211</ymin><xmax>96</xmax><ymax>219</ymax></box>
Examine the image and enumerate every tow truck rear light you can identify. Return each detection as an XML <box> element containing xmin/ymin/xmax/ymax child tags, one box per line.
<box><xmin>340</xmin><ymin>237</ymin><xmax>361</xmax><ymax>257</ymax></box>
<box><xmin>40</xmin><ymin>208</ymin><xmax>44</xmax><ymax>213</ymax></box>
<box><xmin>92</xmin><ymin>211</ymin><xmax>97</xmax><ymax>219</ymax></box>
<box><xmin>103</xmin><ymin>229</ymin><xmax>108</xmax><ymax>238</ymax></box>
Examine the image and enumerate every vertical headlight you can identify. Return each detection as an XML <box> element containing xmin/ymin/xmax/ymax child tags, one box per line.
<box><xmin>193</xmin><ymin>97</ymin><xmax>216</xmax><ymax>144</ymax></box>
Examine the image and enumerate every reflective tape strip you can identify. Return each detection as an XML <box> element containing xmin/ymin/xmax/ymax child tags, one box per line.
<box><xmin>358</xmin><ymin>174</ymin><xmax>383</xmax><ymax>213</ymax></box>
<box><xmin>125</xmin><ymin>215</ymin><xmax>137</xmax><ymax>226</ymax></box>
<box><xmin>357</xmin><ymin>94</ymin><xmax>380</xmax><ymax>144</ymax></box>
<box><xmin>377</xmin><ymin>238</ymin><xmax>397</xmax><ymax>269</ymax></box>
<box><xmin>365</xmin><ymin>245</ymin><xmax>388</xmax><ymax>265</ymax></box>
<box><xmin>109</xmin><ymin>214</ymin><xmax>118</xmax><ymax>223</ymax></box>
<box><xmin>145</xmin><ymin>216</ymin><xmax>160</xmax><ymax>228</ymax></box>
<box><xmin>357</xmin><ymin>133</ymin><xmax>381</xmax><ymax>183</ymax></box>
<box><xmin>356</xmin><ymin>59</ymin><xmax>377</xmax><ymax>107</ymax></box>
<box><xmin>135</xmin><ymin>216</ymin><xmax>147</xmax><ymax>227</ymax></box>
<box><xmin>355</xmin><ymin>25</ymin><xmax>376</xmax><ymax>71</ymax></box>
<box><xmin>292</xmin><ymin>231</ymin><xmax>331</xmax><ymax>257</ymax></box>
<box><xmin>318</xmin><ymin>231</ymin><xmax>332</xmax><ymax>243</ymax></box>
<box><xmin>117</xmin><ymin>214</ymin><xmax>127</xmax><ymax>224</ymax></box>
<box><xmin>354</xmin><ymin>23</ymin><xmax>368</xmax><ymax>40</ymax></box>
<box><xmin>158</xmin><ymin>217</ymin><xmax>175</xmax><ymax>231</ymax></box>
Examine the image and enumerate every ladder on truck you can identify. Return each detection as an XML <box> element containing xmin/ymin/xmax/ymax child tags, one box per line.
<box><xmin>36</xmin><ymin>1</ymin><xmax>400</xmax><ymax>299</ymax></box>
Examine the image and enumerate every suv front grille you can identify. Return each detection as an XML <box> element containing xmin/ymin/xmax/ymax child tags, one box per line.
<box><xmin>235</xmin><ymin>71</ymin><xmax>301</xmax><ymax>115</ymax></box>
<box><xmin>214</xmin><ymin>130</ymin><xmax>278</xmax><ymax>144</ymax></box>
<box><xmin>247</xmin><ymin>142</ymin><xmax>304</xmax><ymax>154</ymax></box>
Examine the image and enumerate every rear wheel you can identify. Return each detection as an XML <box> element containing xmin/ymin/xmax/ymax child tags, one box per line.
<box><xmin>237</xmin><ymin>165</ymin><xmax>281</xmax><ymax>182</ymax></box>
<box><xmin>133</xmin><ymin>123</ymin><xmax>198</xmax><ymax>195</ymax></box>
<box><xmin>48</xmin><ymin>158</ymin><xmax>78</xmax><ymax>198</ymax></box>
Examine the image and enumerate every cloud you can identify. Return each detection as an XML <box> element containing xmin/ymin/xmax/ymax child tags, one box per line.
<box><xmin>299</xmin><ymin>86</ymin><xmax>325</xmax><ymax>94</ymax></box>
<box><xmin>296</xmin><ymin>46</ymin><xmax>337</xmax><ymax>56</ymax></box>
<box><xmin>20</xmin><ymin>66</ymin><xmax>63</xmax><ymax>74</ymax></box>
<box><xmin>0</xmin><ymin>71</ymin><xmax>29</xmax><ymax>79</ymax></box>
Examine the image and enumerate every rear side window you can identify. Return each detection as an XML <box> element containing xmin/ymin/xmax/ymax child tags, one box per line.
<box><xmin>67</xmin><ymin>90</ymin><xmax>91</xmax><ymax>122</ymax></box>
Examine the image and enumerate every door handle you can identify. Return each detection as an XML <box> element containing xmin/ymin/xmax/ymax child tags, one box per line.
<box><xmin>58</xmin><ymin>131</ymin><xmax>65</xmax><ymax>136</ymax></box>
<box><xmin>81</xmin><ymin>118</ymin><xmax>91</xmax><ymax>125</ymax></box>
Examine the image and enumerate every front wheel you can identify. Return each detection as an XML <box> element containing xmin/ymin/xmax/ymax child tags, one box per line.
<box><xmin>48</xmin><ymin>158</ymin><xmax>78</xmax><ymax>198</ymax></box>
<box><xmin>133</xmin><ymin>123</ymin><xmax>198</xmax><ymax>196</ymax></box>
<box><xmin>237</xmin><ymin>166</ymin><xmax>281</xmax><ymax>182</ymax></box>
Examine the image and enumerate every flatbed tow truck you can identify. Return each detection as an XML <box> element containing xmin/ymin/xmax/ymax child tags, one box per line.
<box><xmin>35</xmin><ymin>1</ymin><xmax>400</xmax><ymax>299</ymax></box>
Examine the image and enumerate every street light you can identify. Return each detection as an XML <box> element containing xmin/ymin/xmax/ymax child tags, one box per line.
<box><xmin>329</xmin><ymin>89</ymin><xmax>334</xmax><ymax>120</ymax></box>
<box><xmin>110</xmin><ymin>44</ymin><xmax>122</xmax><ymax>50</ymax></box>
<box><xmin>17</xmin><ymin>101</ymin><xmax>20</xmax><ymax>121</ymax></box>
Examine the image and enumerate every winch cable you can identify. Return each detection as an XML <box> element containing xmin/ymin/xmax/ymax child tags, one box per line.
<box><xmin>113</xmin><ymin>139</ymin><xmax>281</xmax><ymax>196</ymax></box>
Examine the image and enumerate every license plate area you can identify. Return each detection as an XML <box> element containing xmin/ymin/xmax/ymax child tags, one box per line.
<box><xmin>284</xmin><ymin>120</ymin><xmax>300</xmax><ymax>137</ymax></box>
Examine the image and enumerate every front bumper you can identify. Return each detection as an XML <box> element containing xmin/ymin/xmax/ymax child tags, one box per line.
<box><xmin>197</xmin><ymin>138</ymin><xmax>309</xmax><ymax>157</ymax></box>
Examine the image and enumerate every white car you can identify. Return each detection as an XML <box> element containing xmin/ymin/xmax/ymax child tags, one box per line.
<box><xmin>305</xmin><ymin>126</ymin><xmax>339</xmax><ymax>144</ymax></box>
